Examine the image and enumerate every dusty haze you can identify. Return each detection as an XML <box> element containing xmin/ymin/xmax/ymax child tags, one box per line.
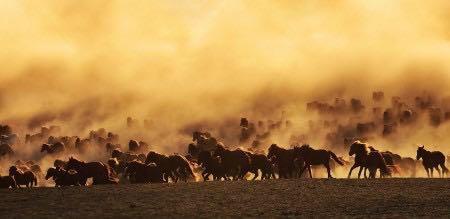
<box><xmin>1</xmin><ymin>0</ymin><xmax>450</xmax><ymax>164</ymax></box>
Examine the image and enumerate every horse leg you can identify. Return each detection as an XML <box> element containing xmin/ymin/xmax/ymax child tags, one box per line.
<box><xmin>325</xmin><ymin>163</ymin><xmax>332</xmax><ymax>178</ymax></box>
<box><xmin>430</xmin><ymin>168</ymin><xmax>434</xmax><ymax>178</ymax></box>
<box><xmin>357</xmin><ymin>167</ymin><xmax>363</xmax><ymax>179</ymax></box>
<box><xmin>364</xmin><ymin>167</ymin><xmax>368</xmax><ymax>178</ymax></box>
<box><xmin>299</xmin><ymin>165</ymin><xmax>308</xmax><ymax>178</ymax></box>
<box><xmin>308</xmin><ymin>166</ymin><xmax>313</xmax><ymax>178</ymax></box>
<box><xmin>251</xmin><ymin>170</ymin><xmax>259</xmax><ymax>180</ymax></box>
<box><xmin>204</xmin><ymin>173</ymin><xmax>211</xmax><ymax>181</ymax></box>
<box><xmin>435</xmin><ymin>167</ymin><xmax>441</xmax><ymax>178</ymax></box>
<box><xmin>348</xmin><ymin>164</ymin><xmax>357</xmax><ymax>178</ymax></box>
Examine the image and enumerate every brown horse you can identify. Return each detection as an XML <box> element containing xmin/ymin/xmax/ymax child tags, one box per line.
<box><xmin>213</xmin><ymin>145</ymin><xmax>250</xmax><ymax>180</ymax></box>
<box><xmin>294</xmin><ymin>144</ymin><xmax>343</xmax><ymax>178</ymax></box>
<box><xmin>267</xmin><ymin>144</ymin><xmax>296</xmax><ymax>179</ymax></box>
<box><xmin>245</xmin><ymin>151</ymin><xmax>275</xmax><ymax>180</ymax></box>
<box><xmin>348</xmin><ymin>141</ymin><xmax>370</xmax><ymax>178</ymax></box>
<box><xmin>168</xmin><ymin>155</ymin><xmax>195</xmax><ymax>182</ymax></box>
<box><xmin>366</xmin><ymin>151</ymin><xmax>391</xmax><ymax>178</ymax></box>
<box><xmin>0</xmin><ymin>176</ymin><xmax>17</xmax><ymax>188</ymax></box>
<box><xmin>416</xmin><ymin>146</ymin><xmax>448</xmax><ymax>177</ymax></box>
<box><xmin>124</xmin><ymin>161</ymin><xmax>165</xmax><ymax>183</ymax></box>
<box><xmin>41</xmin><ymin>142</ymin><xmax>65</xmax><ymax>154</ymax></box>
<box><xmin>197</xmin><ymin>151</ymin><xmax>227</xmax><ymax>181</ymax></box>
<box><xmin>112</xmin><ymin>149</ymin><xmax>146</xmax><ymax>163</ymax></box>
<box><xmin>65</xmin><ymin>157</ymin><xmax>113</xmax><ymax>185</ymax></box>
<box><xmin>45</xmin><ymin>167</ymin><xmax>81</xmax><ymax>187</ymax></box>
<box><xmin>145</xmin><ymin>152</ymin><xmax>194</xmax><ymax>182</ymax></box>
<box><xmin>9</xmin><ymin>166</ymin><xmax>37</xmax><ymax>188</ymax></box>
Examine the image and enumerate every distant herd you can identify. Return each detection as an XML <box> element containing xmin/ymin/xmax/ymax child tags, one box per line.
<box><xmin>1</xmin><ymin>90</ymin><xmax>450</xmax><ymax>189</ymax></box>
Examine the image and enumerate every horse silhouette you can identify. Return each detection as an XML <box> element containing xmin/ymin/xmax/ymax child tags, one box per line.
<box><xmin>267</xmin><ymin>144</ymin><xmax>297</xmax><ymax>179</ymax></box>
<box><xmin>65</xmin><ymin>157</ymin><xmax>113</xmax><ymax>185</ymax></box>
<box><xmin>245</xmin><ymin>151</ymin><xmax>275</xmax><ymax>180</ymax></box>
<box><xmin>348</xmin><ymin>141</ymin><xmax>370</xmax><ymax>178</ymax></box>
<box><xmin>416</xmin><ymin>145</ymin><xmax>448</xmax><ymax>177</ymax></box>
<box><xmin>0</xmin><ymin>176</ymin><xmax>17</xmax><ymax>188</ymax></box>
<box><xmin>124</xmin><ymin>161</ymin><xmax>165</xmax><ymax>183</ymax></box>
<box><xmin>197</xmin><ymin>151</ymin><xmax>228</xmax><ymax>181</ymax></box>
<box><xmin>9</xmin><ymin>166</ymin><xmax>37</xmax><ymax>187</ymax></box>
<box><xmin>293</xmin><ymin>144</ymin><xmax>343</xmax><ymax>178</ymax></box>
<box><xmin>213</xmin><ymin>145</ymin><xmax>250</xmax><ymax>180</ymax></box>
<box><xmin>45</xmin><ymin>167</ymin><xmax>81</xmax><ymax>187</ymax></box>
<box><xmin>145</xmin><ymin>151</ymin><xmax>194</xmax><ymax>182</ymax></box>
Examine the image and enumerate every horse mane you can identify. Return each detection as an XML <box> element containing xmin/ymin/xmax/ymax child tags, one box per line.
<box><xmin>351</xmin><ymin>141</ymin><xmax>369</xmax><ymax>153</ymax></box>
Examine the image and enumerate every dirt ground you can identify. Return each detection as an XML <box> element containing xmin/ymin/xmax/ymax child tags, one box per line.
<box><xmin>0</xmin><ymin>179</ymin><xmax>449</xmax><ymax>218</ymax></box>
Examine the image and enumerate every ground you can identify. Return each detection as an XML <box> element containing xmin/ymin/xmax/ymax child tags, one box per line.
<box><xmin>0</xmin><ymin>179</ymin><xmax>449</xmax><ymax>218</ymax></box>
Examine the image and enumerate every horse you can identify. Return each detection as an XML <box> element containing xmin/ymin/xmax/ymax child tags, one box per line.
<box><xmin>168</xmin><ymin>155</ymin><xmax>196</xmax><ymax>182</ymax></box>
<box><xmin>145</xmin><ymin>151</ymin><xmax>176</xmax><ymax>182</ymax></box>
<box><xmin>0</xmin><ymin>143</ymin><xmax>14</xmax><ymax>157</ymax></box>
<box><xmin>348</xmin><ymin>141</ymin><xmax>370</xmax><ymax>178</ymax></box>
<box><xmin>112</xmin><ymin>149</ymin><xmax>146</xmax><ymax>163</ymax></box>
<box><xmin>245</xmin><ymin>151</ymin><xmax>275</xmax><ymax>180</ymax></box>
<box><xmin>9</xmin><ymin>166</ymin><xmax>37</xmax><ymax>188</ymax></box>
<box><xmin>197</xmin><ymin>151</ymin><xmax>227</xmax><ymax>181</ymax></box>
<box><xmin>293</xmin><ymin>144</ymin><xmax>343</xmax><ymax>178</ymax></box>
<box><xmin>366</xmin><ymin>151</ymin><xmax>391</xmax><ymax>178</ymax></box>
<box><xmin>65</xmin><ymin>157</ymin><xmax>113</xmax><ymax>185</ymax></box>
<box><xmin>267</xmin><ymin>144</ymin><xmax>296</xmax><ymax>179</ymax></box>
<box><xmin>41</xmin><ymin>142</ymin><xmax>65</xmax><ymax>154</ymax></box>
<box><xmin>0</xmin><ymin>176</ymin><xmax>17</xmax><ymax>188</ymax></box>
<box><xmin>192</xmin><ymin>131</ymin><xmax>218</xmax><ymax>152</ymax></box>
<box><xmin>145</xmin><ymin>152</ymin><xmax>194</xmax><ymax>182</ymax></box>
<box><xmin>124</xmin><ymin>161</ymin><xmax>165</xmax><ymax>183</ymax></box>
<box><xmin>213</xmin><ymin>145</ymin><xmax>250</xmax><ymax>180</ymax></box>
<box><xmin>416</xmin><ymin>146</ymin><xmax>448</xmax><ymax>177</ymax></box>
<box><xmin>45</xmin><ymin>167</ymin><xmax>81</xmax><ymax>187</ymax></box>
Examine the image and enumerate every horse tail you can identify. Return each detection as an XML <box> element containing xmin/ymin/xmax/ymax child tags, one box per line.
<box><xmin>440</xmin><ymin>163</ymin><xmax>449</xmax><ymax>175</ymax></box>
<box><xmin>329</xmin><ymin>151</ymin><xmax>344</xmax><ymax>165</ymax></box>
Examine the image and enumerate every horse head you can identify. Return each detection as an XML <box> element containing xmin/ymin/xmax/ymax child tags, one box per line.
<box><xmin>145</xmin><ymin>151</ymin><xmax>159</xmax><ymax>164</ymax></box>
<box><xmin>45</xmin><ymin>167</ymin><xmax>57</xmax><ymax>180</ymax></box>
<box><xmin>267</xmin><ymin>144</ymin><xmax>279</xmax><ymax>159</ymax></box>
<box><xmin>416</xmin><ymin>145</ymin><xmax>426</xmax><ymax>160</ymax></box>
<box><xmin>66</xmin><ymin>157</ymin><xmax>83</xmax><ymax>170</ymax></box>
<box><xmin>349</xmin><ymin>141</ymin><xmax>367</xmax><ymax>156</ymax></box>
<box><xmin>41</xmin><ymin>144</ymin><xmax>50</xmax><ymax>152</ymax></box>
<box><xmin>8</xmin><ymin>166</ymin><xmax>19</xmax><ymax>176</ymax></box>
<box><xmin>213</xmin><ymin>144</ymin><xmax>226</xmax><ymax>157</ymax></box>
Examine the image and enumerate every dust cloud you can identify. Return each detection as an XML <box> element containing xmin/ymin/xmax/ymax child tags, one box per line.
<box><xmin>1</xmin><ymin>0</ymin><xmax>450</xmax><ymax>172</ymax></box>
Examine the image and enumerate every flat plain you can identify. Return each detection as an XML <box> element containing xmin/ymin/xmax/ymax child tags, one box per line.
<box><xmin>0</xmin><ymin>178</ymin><xmax>449</xmax><ymax>218</ymax></box>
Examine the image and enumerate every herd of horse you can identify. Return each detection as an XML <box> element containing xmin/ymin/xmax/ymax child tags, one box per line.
<box><xmin>0</xmin><ymin>134</ymin><xmax>448</xmax><ymax>189</ymax></box>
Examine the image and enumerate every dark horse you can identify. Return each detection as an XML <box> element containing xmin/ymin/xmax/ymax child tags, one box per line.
<box><xmin>124</xmin><ymin>161</ymin><xmax>165</xmax><ymax>183</ymax></box>
<box><xmin>245</xmin><ymin>151</ymin><xmax>275</xmax><ymax>180</ymax></box>
<box><xmin>348</xmin><ymin>141</ymin><xmax>370</xmax><ymax>178</ymax></box>
<box><xmin>416</xmin><ymin>146</ymin><xmax>448</xmax><ymax>177</ymax></box>
<box><xmin>45</xmin><ymin>167</ymin><xmax>81</xmax><ymax>187</ymax></box>
<box><xmin>9</xmin><ymin>166</ymin><xmax>37</xmax><ymax>187</ymax></box>
<box><xmin>65</xmin><ymin>157</ymin><xmax>114</xmax><ymax>185</ymax></box>
<box><xmin>213</xmin><ymin>145</ymin><xmax>251</xmax><ymax>180</ymax></box>
<box><xmin>197</xmin><ymin>151</ymin><xmax>227</xmax><ymax>181</ymax></box>
<box><xmin>348</xmin><ymin>141</ymin><xmax>391</xmax><ymax>178</ymax></box>
<box><xmin>267</xmin><ymin>144</ymin><xmax>296</xmax><ymax>179</ymax></box>
<box><xmin>293</xmin><ymin>144</ymin><xmax>343</xmax><ymax>178</ymax></box>
<box><xmin>0</xmin><ymin>176</ymin><xmax>17</xmax><ymax>188</ymax></box>
<box><xmin>145</xmin><ymin>152</ymin><xmax>195</xmax><ymax>182</ymax></box>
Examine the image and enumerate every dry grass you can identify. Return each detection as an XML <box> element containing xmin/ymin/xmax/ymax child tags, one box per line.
<box><xmin>0</xmin><ymin>179</ymin><xmax>449</xmax><ymax>218</ymax></box>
